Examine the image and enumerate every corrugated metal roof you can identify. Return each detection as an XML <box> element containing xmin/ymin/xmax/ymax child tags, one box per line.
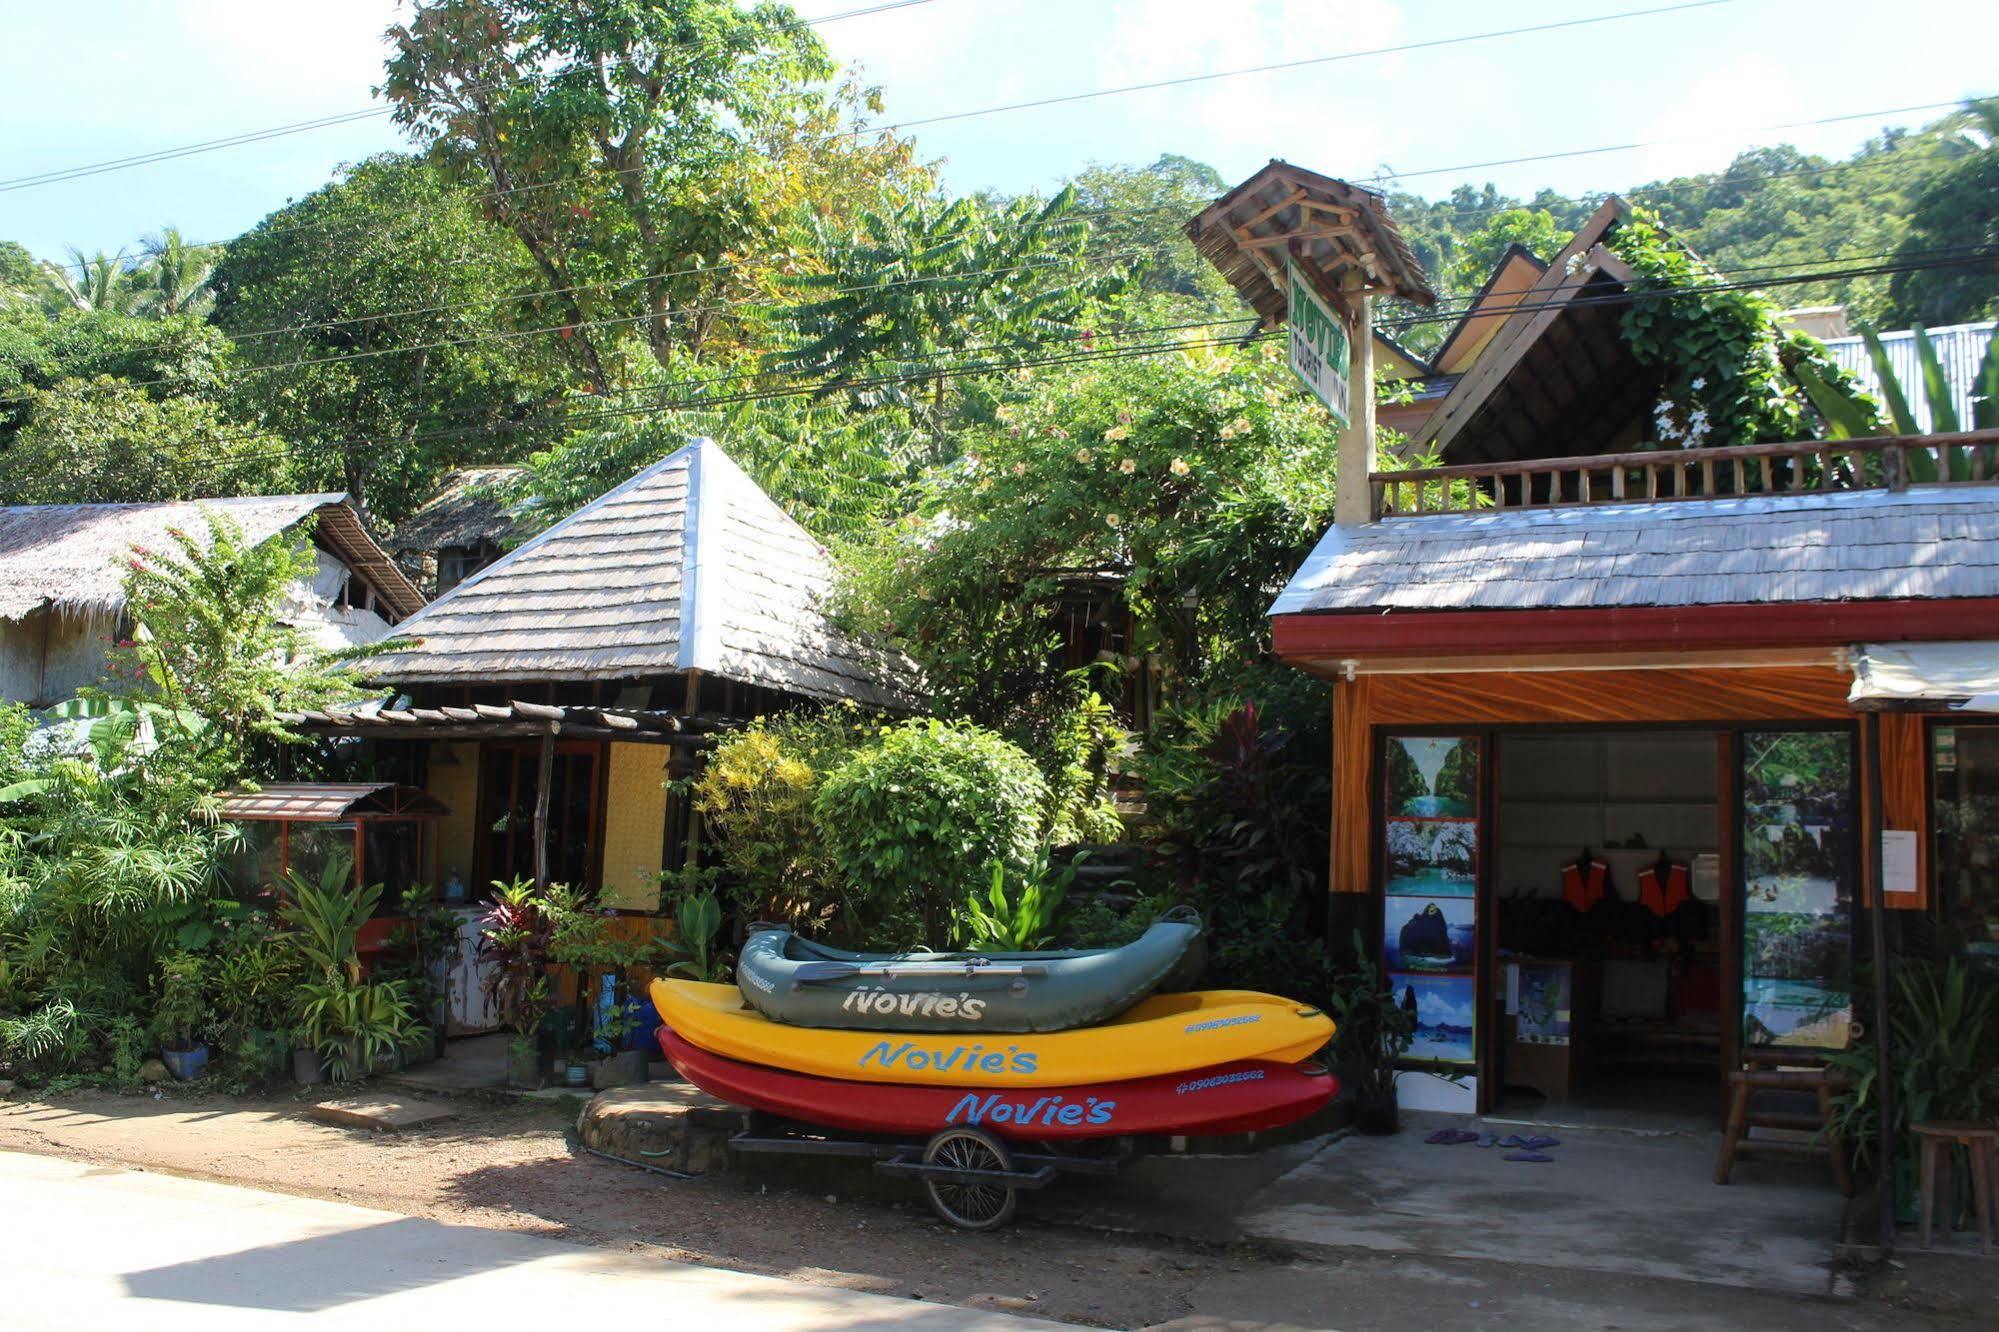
<box><xmin>1822</xmin><ymin>322</ymin><xmax>1995</xmax><ymax>433</ymax></box>
<box><xmin>1271</xmin><ymin>486</ymin><xmax>1999</xmax><ymax>618</ymax></box>
<box><xmin>363</xmin><ymin>439</ymin><xmax>919</xmax><ymax>708</ymax></box>
<box><xmin>215</xmin><ymin>783</ymin><xmax>446</xmax><ymax>822</ymax></box>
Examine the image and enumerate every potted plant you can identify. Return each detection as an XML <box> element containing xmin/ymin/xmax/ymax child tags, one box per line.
<box><xmin>551</xmin><ymin>902</ymin><xmax>663</xmax><ymax>1090</ymax></box>
<box><xmin>1328</xmin><ymin>933</ymin><xmax>1417</xmax><ymax>1135</ymax></box>
<box><xmin>152</xmin><ymin>952</ymin><xmax>209</xmax><ymax>1081</ymax></box>
<box><xmin>384</xmin><ymin>886</ymin><xmax>462</xmax><ymax>1064</ymax></box>
<box><xmin>479</xmin><ymin>879</ymin><xmax>568</xmax><ymax>1089</ymax></box>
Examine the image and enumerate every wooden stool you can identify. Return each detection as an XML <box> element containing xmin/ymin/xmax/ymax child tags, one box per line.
<box><xmin>1715</xmin><ymin>1051</ymin><xmax>1853</xmax><ymax>1196</ymax></box>
<box><xmin>1914</xmin><ymin>1121</ymin><xmax>1998</xmax><ymax>1255</ymax></box>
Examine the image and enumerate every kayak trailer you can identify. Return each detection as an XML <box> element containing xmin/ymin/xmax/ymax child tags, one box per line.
<box><xmin>728</xmin><ymin>1111</ymin><xmax>1135</xmax><ymax>1231</ymax></box>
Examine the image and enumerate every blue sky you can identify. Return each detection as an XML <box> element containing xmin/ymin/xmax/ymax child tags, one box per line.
<box><xmin>2</xmin><ymin>0</ymin><xmax>1994</xmax><ymax>263</ymax></box>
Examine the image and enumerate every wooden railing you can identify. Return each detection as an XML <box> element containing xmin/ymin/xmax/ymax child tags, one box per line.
<box><xmin>1369</xmin><ymin>430</ymin><xmax>1999</xmax><ymax>520</ymax></box>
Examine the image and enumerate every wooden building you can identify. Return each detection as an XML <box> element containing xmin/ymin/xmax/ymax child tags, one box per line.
<box><xmin>0</xmin><ymin>493</ymin><xmax>421</xmax><ymax>708</ymax></box>
<box><xmin>1192</xmin><ymin>165</ymin><xmax>1999</xmax><ymax>1132</ymax></box>
<box><xmin>287</xmin><ymin>438</ymin><xmax>917</xmax><ymax>914</ymax></box>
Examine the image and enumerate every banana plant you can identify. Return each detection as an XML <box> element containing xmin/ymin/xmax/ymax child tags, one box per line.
<box><xmin>1856</xmin><ymin>323</ymin><xmax>1999</xmax><ymax>481</ymax></box>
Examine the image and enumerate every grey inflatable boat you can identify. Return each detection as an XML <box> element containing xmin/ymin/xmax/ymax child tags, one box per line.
<box><xmin>734</xmin><ymin>908</ymin><xmax>1203</xmax><ymax>1033</ymax></box>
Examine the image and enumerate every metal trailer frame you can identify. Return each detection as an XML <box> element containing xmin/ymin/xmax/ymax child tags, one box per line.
<box><xmin>727</xmin><ymin>1112</ymin><xmax>1137</xmax><ymax>1231</ymax></box>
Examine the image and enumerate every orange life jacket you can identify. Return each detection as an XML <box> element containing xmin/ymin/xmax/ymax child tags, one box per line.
<box><xmin>1562</xmin><ymin>859</ymin><xmax>1609</xmax><ymax>912</ymax></box>
<box><xmin>1636</xmin><ymin>861</ymin><xmax>1691</xmax><ymax>917</ymax></box>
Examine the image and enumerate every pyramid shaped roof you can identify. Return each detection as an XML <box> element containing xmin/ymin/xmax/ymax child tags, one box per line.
<box><xmin>364</xmin><ymin>440</ymin><xmax>914</xmax><ymax>708</ymax></box>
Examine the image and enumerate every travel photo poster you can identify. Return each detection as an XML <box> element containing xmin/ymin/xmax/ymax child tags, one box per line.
<box><xmin>1740</xmin><ymin>730</ymin><xmax>1855</xmax><ymax>1050</ymax></box>
<box><xmin>1383</xmin><ymin>895</ymin><xmax>1476</xmax><ymax>972</ymax></box>
<box><xmin>1393</xmin><ymin>972</ymin><xmax>1477</xmax><ymax>1066</ymax></box>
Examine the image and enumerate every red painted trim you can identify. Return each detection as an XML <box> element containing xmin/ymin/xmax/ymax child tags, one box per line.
<box><xmin>1272</xmin><ymin>598</ymin><xmax>1999</xmax><ymax>658</ymax></box>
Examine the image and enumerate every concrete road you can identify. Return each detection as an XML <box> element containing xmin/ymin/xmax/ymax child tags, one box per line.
<box><xmin>4</xmin><ymin>1151</ymin><xmax>1064</xmax><ymax>1332</ymax></box>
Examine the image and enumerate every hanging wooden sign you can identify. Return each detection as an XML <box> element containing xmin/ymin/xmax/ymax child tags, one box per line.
<box><xmin>1287</xmin><ymin>260</ymin><xmax>1350</xmax><ymax>426</ymax></box>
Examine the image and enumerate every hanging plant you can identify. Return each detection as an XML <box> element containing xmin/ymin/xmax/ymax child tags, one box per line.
<box><xmin>1608</xmin><ymin>209</ymin><xmax>1873</xmax><ymax>449</ymax></box>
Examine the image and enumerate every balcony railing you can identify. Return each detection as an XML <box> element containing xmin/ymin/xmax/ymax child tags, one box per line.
<box><xmin>1369</xmin><ymin>430</ymin><xmax>1999</xmax><ymax>520</ymax></box>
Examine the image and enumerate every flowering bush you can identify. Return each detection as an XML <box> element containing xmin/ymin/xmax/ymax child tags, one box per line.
<box><xmin>835</xmin><ymin>340</ymin><xmax>1340</xmax><ymax>732</ymax></box>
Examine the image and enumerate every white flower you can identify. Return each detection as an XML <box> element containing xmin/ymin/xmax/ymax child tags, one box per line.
<box><xmin>1690</xmin><ymin>376</ymin><xmax>1707</xmax><ymax>392</ymax></box>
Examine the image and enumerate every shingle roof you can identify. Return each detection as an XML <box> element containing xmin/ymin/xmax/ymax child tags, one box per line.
<box><xmin>388</xmin><ymin>466</ymin><xmax>525</xmax><ymax>556</ymax></box>
<box><xmin>364</xmin><ymin>439</ymin><xmax>918</xmax><ymax>708</ymax></box>
<box><xmin>1270</xmin><ymin>487</ymin><xmax>1999</xmax><ymax>619</ymax></box>
<box><xmin>0</xmin><ymin>494</ymin><xmax>422</xmax><ymax>621</ymax></box>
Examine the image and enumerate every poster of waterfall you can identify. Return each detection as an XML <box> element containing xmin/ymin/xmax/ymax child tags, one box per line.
<box><xmin>1740</xmin><ymin>730</ymin><xmax>1854</xmax><ymax>1051</ymax></box>
<box><xmin>1386</xmin><ymin>736</ymin><xmax>1479</xmax><ymax>818</ymax></box>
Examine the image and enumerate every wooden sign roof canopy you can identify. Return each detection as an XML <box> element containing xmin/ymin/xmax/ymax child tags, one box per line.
<box><xmin>1185</xmin><ymin>161</ymin><xmax>1436</xmax><ymax>325</ymax></box>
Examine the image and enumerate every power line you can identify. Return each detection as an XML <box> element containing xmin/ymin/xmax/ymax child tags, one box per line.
<box><xmin>862</xmin><ymin>0</ymin><xmax>1743</xmax><ymax>134</ymax></box>
<box><xmin>1364</xmin><ymin>97</ymin><xmax>1979</xmax><ymax>186</ymax></box>
<box><xmin>1</xmin><ymin>1</ymin><xmax>943</xmax><ymax>198</ymax></box>
<box><xmin>8</xmin><ymin>232</ymin><xmax>1988</xmax><ymax>418</ymax></box>
<box><xmin>66</xmin><ymin>246</ymin><xmax>1999</xmax><ymax>478</ymax></box>
<box><xmin>32</xmin><ymin>0</ymin><xmax>1747</xmax><ymax>268</ymax></box>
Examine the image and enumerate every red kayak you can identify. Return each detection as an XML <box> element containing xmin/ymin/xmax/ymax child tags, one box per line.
<box><xmin>659</xmin><ymin>1025</ymin><xmax>1336</xmax><ymax>1140</ymax></box>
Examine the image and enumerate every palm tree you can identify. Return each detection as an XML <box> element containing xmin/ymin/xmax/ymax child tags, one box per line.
<box><xmin>41</xmin><ymin>247</ymin><xmax>137</xmax><ymax>315</ymax></box>
<box><xmin>134</xmin><ymin>226</ymin><xmax>217</xmax><ymax>319</ymax></box>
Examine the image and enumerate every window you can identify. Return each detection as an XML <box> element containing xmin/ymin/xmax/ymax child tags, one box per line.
<box><xmin>1931</xmin><ymin>725</ymin><xmax>1999</xmax><ymax>959</ymax></box>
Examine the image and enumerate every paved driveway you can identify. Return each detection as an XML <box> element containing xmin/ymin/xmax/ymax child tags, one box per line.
<box><xmin>4</xmin><ymin>1150</ymin><xmax>1063</xmax><ymax>1331</ymax></box>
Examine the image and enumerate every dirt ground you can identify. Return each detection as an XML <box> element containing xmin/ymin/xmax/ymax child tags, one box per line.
<box><xmin>3</xmin><ymin>1087</ymin><xmax>1991</xmax><ymax>1330</ymax></box>
<box><xmin>0</xmin><ymin>1088</ymin><xmax>1250</xmax><ymax>1328</ymax></box>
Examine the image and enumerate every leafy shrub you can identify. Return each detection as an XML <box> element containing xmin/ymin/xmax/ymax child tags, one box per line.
<box><xmin>1142</xmin><ymin>667</ymin><xmax>1332</xmax><ymax>1001</ymax></box>
<box><xmin>690</xmin><ymin>710</ymin><xmax>870</xmax><ymax>930</ymax></box>
<box><xmin>151</xmin><ymin>952</ymin><xmax>207</xmax><ymax>1052</ymax></box>
<box><xmin>816</xmin><ymin>718</ymin><xmax>1050</xmax><ymax>947</ymax></box>
<box><xmin>1037</xmin><ymin>686</ymin><xmax>1126</xmax><ymax>847</ymax></box>
<box><xmin>958</xmin><ymin>855</ymin><xmax>1077</xmax><ymax>951</ymax></box>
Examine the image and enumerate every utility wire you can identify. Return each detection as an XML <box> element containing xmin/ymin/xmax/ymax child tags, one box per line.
<box><xmin>69</xmin><ymin>246</ymin><xmax>1999</xmax><ymax>475</ymax></box>
<box><xmin>14</xmin><ymin>227</ymin><xmax>1985</xmax><ymax>413</ymax></box>
<box><xmin>0</xmin><ymin>0</ymin><xmax>942</xmax><ymax>196</ymax></box>
<box><xmin>28</xmin><ymin>0</ymin><xmax>1749</xmax><ymax>262</ymax></box>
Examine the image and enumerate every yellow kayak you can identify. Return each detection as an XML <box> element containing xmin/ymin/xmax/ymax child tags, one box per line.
<box><xmin>651</xmin><ymin>979</ymin><xmax>1333</xmax><ymax>1088</ymax></box>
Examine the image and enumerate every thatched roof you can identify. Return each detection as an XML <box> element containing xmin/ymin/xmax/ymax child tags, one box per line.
<box><xmin>0</xmin><ymin>494</ymin><xmax>423</xmax><ymax>622</ymax></box>
<box><xmin>389</xmin><ymin>466</ymin><xmax>525</xmax><ymax>557</ymax></box>
<box><xmin>1186</xmin><ymin>160</ymin><xmax>1436</xmax><ymax>327</ymax></box>
<box><xmin>363</xmin><ymin>439</ymin><xmax>920</xmax><ymax>709</ymax></box>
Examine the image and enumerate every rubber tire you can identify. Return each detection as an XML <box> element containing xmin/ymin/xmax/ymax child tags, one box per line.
<box><xmin>920</xmin><ymin>1127</ymin><xmax>1018</xmax><ymax>1231</ymax></box>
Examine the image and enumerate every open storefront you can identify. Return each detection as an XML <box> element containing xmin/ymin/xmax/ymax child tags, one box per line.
<box><xmin>1364</xmin><ymin>718</ymin><xmax>1868</xmax><ymax>1122</ymax></box>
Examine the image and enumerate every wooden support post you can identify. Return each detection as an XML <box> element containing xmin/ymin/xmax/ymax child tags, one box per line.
<box><xmin>533</xmin><ymin>724</ymin><xmax>556</xmax><ymax>887</ymax></box>
<box><xmin>1333</xmin><ymin>287</ymin><xmax>1375</xmax><ymax>528</ymax></box>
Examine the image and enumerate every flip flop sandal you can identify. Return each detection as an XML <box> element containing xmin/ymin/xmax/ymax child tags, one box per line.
<box><xmin>1423</xmin><ymin>1129</ymin><xmax>1479</xmax><ymax>1145</ymax></box>
<box><xmin>1503</xmin><ymin>1151</ymin><xmax>1555</xmax><ymax>1163</ymax></box>
<box><xmin>1497</xmin><ymin>1134</ymin><xmax>1528</xmax><ymax>1149</ymax></box>
<box><xmin>1522</xmin><ymin>1135</ymin><xmax>1562</xmax><ymax>1150</ymax></box>
<box><xmin>1476</xmin><ymin>1133</ymin><xmax>1501</xmax><ymax>1148</ymax></box>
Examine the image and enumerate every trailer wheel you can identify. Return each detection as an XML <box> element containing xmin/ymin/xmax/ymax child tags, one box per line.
<box><xmin>921</xmin><ymin>1127</ymin><xmax>1018</xmax><ymax>1231</ymax></box>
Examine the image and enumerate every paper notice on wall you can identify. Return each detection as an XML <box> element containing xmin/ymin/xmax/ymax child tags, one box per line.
<box><xmin>1881</xmin><ymin>830</ymin><xmax>1919</xmax><ymax>896</ymax></box>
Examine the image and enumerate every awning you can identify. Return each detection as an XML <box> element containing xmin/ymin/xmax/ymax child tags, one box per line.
<box><xmin>1847</xmin><ymin>641</ymin><xmax>1999</xmax><ymax>712</ymax></box>
<box><xmin>215</xmin><ymin>783</ymin><xmax>447</xmax><ymax>822</ymax></box>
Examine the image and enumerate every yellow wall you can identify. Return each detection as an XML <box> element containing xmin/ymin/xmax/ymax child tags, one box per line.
<box><xmin>428</xmin><ymin>742</ymin><xmax>481</xmax><ymax>893</ymax></box>
<box><xmin>600</xmin><ymin>742</ymin><xmax>668</xmax><ymax>911</ymax></box>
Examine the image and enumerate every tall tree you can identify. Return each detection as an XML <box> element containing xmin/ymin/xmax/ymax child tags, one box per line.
<box><xmin>1888</xmin><ymin>99</ymin><xmax>1999</xmax><ymax>327</ymax></box>
<box><xmin>770</xmin><ymin>188</ymin><xmax>1127</xmax><ymax>421</ymax></box>
<box><xmin>133</xmin><ymin>227</ymin><xmax>218</xmax><ymax>320</ymax></box>
<box><xmin>211</xmin><ymin>155</ymin><xmax>564</xmax><ymax>520</ymax></box>
<box><xmin>380</xmin><ymin>0</ymin><xmax>921</xmax><ymax>383</ymax></box>
<box><xmin>41</xmin><ymin>248</ymin><xmax>136</xmax><ymax>316</ymax></box>
<box><xmin>1067</xmin><ymin>155</ymin><xmax>1233</xmax><ymax>309</ymax></box>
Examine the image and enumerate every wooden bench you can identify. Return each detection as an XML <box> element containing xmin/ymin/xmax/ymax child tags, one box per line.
<box><xmin>1714</xmin><ymin>1050</ymin><xmax>1853</xmax><ymax>1196</ymax></box>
